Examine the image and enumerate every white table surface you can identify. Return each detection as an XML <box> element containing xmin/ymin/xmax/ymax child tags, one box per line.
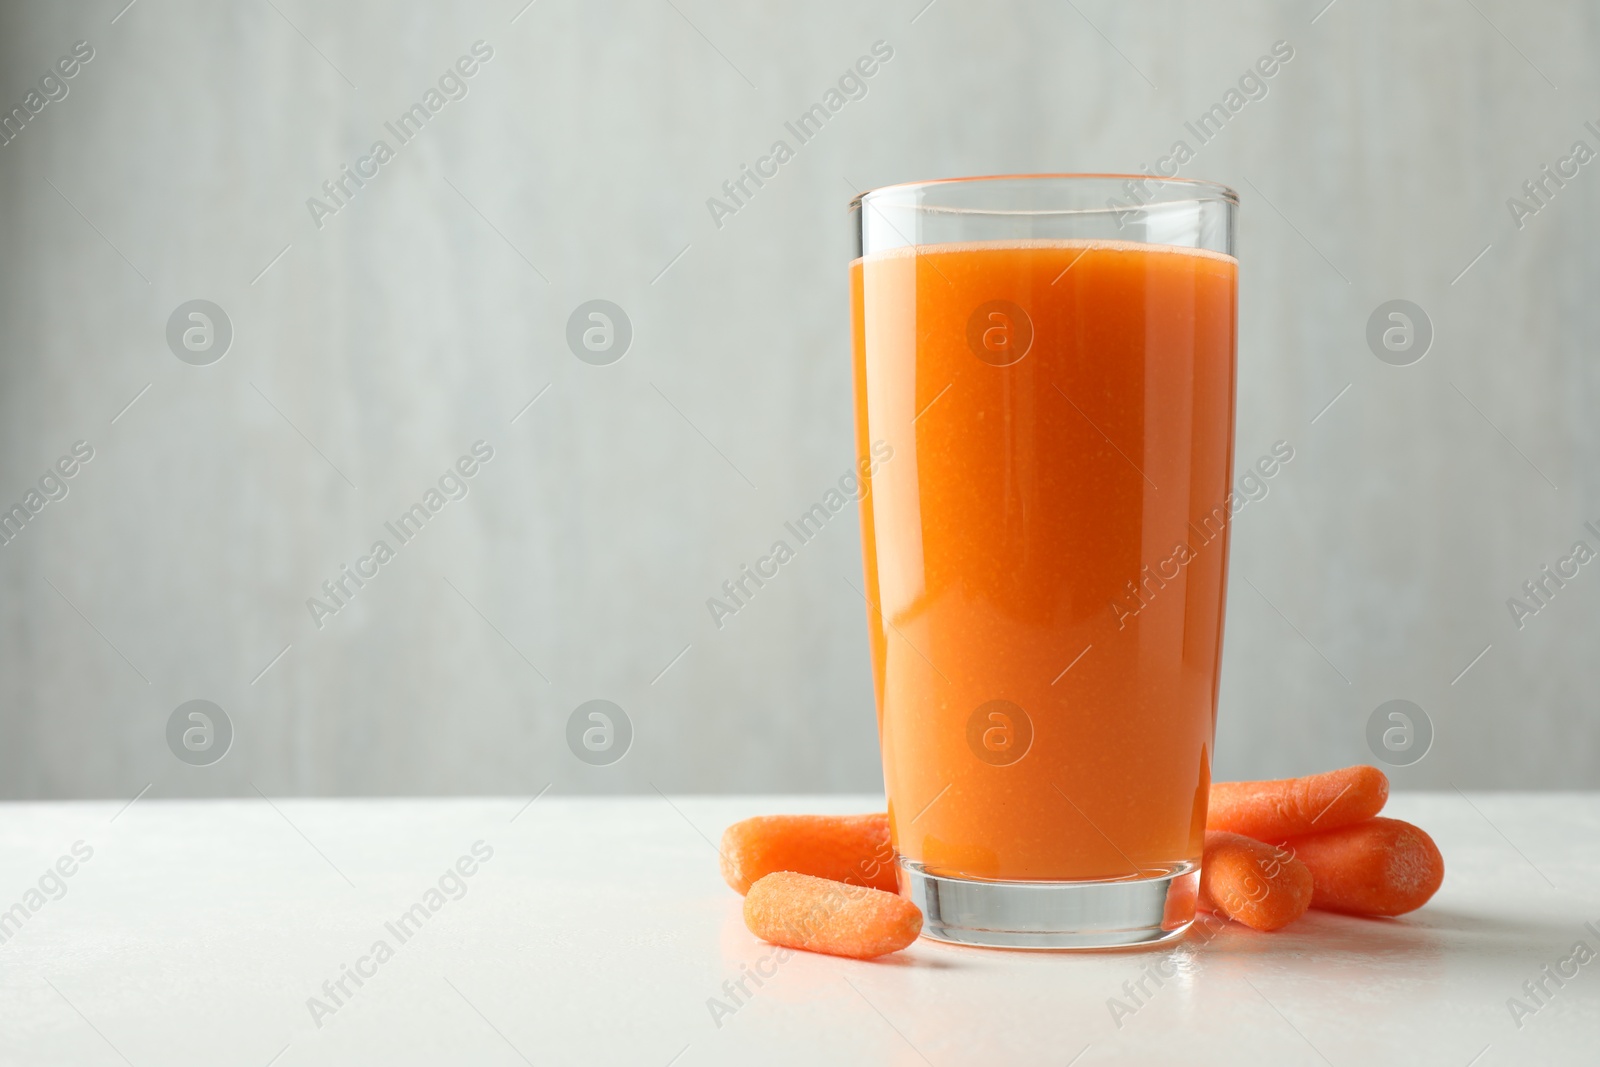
<box><xmin>1</xmin><ymin>793</ymin><xmax>1596</xmax><ymax>1066</ymax></box>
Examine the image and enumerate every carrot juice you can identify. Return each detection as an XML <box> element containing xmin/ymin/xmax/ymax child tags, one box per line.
<box><xmin>850</xmin><ymin>237</ymin><xmax>1237</xmax><ymax>896</ymax></box>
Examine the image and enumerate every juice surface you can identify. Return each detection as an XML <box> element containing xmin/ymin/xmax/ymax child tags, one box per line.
<box><xmin>850</xmin><ymin>239</ymin><xmax>1237</xmax><ymax>881</ymax></box>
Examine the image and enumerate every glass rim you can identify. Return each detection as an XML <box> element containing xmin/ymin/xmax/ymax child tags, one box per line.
<box><xmin>850</xmin><ymin>173</ymin><xmax>1239</xmax><ymax>215</ymax></box>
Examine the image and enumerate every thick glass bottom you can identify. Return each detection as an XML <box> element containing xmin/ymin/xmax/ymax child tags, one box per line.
<box><xmin>899</xmin><ymin>857</ymin><xmax>1198</xmax><ymax>949</ymax></box>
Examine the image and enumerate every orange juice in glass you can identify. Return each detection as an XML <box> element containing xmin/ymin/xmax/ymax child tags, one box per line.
<box><xmin>849</xmin><ymin>175</ymin><xmax>1238</xmax><ymax>947</ymax></box>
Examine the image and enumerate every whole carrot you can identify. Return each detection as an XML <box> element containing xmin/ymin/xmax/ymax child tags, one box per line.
<box><xmin>1208</xmin><ymin>765</ymin><xmax>1389</xmax><ymax>841</ymax></box>
<box><xmin>743</xmin><ymin>871</ymin><xmax>922</xmax><ymax>960</ymax></box>
<box><xmin>1283</xmin><ymin>817</ymin><xmax>1444</xmax><ymax>917</ymax></box>
<box><xmin>720</xmin><ymin>813</ymin><xmax>895</xmax><ymax>895</ymax></box>
<box><xmin>1198</xmin><ymin>831</ymin><xmax>1314</xmax><ymax>932</ymax></box>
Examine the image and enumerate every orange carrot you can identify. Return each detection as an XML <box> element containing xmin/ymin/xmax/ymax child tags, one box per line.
<box><xmin>1208</xmin><ymin>765</ymin><xmax>1389</xmax><ymax>841</ymax></box>
<box><xmin>743</xmin><ymin>871</ymin><xmax>921</xmax><ymax>959</ymax></box>
<box><xmin>720</xmin><ymin>813</ymin><xmax>895</xmax><ymax>895</ymax></box>
<box><xmin>1198</xmin><ymin>831</ymin><xmax>1314</xmax><ymax>932</ymax></box>
<box><xmin>1283</xmin><ymin>817</ymin><xmax>1444</xmax><ymax>917</ymax></box>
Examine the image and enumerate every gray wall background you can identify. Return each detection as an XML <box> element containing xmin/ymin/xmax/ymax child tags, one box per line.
<box><xmin>1</xmin><ymin>0</ymin><xmax>1596</xmax><ymax>799</ymax></box>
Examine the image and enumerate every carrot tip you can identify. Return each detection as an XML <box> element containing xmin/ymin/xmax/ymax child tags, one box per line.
<box><xmin>1199</xmin><ymin>831</ymin><xmax>1314</xmax><ymax>932</ymax></box>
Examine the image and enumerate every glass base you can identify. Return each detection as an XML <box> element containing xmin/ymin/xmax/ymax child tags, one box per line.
<box><xmin>899</xmin><ymin>857</ymin><xmax>1198</xmax><ymax>949</ymax></box>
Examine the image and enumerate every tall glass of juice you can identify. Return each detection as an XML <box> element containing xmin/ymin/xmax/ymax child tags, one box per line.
<box><xmin>849</xmin><ymin>175</ymin><xmax>1238</xmax><ymax>948</ymax></box>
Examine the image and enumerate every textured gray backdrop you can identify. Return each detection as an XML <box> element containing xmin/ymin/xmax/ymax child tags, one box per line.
<box><xmin>0</xmin><ymin>0</ymin><xmax>1595</xmax><ymax>798</ymax></box>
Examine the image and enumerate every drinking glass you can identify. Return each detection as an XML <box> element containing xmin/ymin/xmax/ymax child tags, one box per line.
<box><xmin>849</xmin><ymin>174</ymin><xmax>1238</xmax><ymax>947</ymax></box>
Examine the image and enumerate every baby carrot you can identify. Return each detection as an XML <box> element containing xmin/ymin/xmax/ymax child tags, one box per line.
<box><xmin>1208</xmin><ymin>765</ymin><xmax>1389</xmax><ymax>841</ymax></box>
<box><xmin>720</xmin><ymin>813</ymin><xmax>895</xmax><ymax>895</ymax></box>
<box><xmin>743</xmin><ymin>871</ymin><xmax>922</xmax><ymax>960</ymax></box>
<box><xmin>1198</xmin><ymin>831</ymin><xmax>1314</xmax><ymax>932</ymax></box>
<box><xmin>1283</xmin><ymin>817</ymin><xmax>1444</xmax><ymax>917</ymax></box>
